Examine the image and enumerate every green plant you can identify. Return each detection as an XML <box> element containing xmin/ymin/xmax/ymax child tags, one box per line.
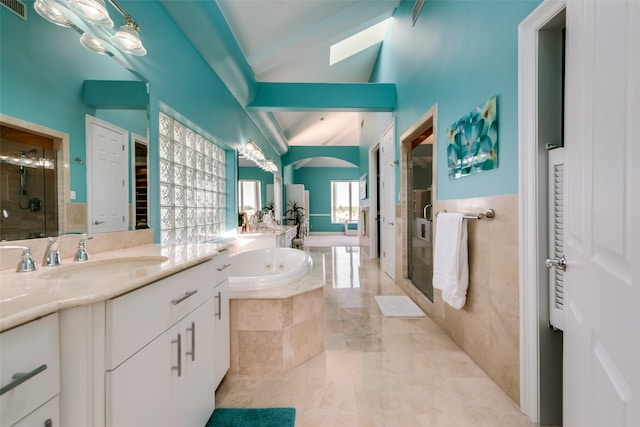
<box><xmin>263</xmin><ymin>200</ymin><xmax>275</xmax><ymax>213</ymax></box>
<box><xmin>285</xmin><ymin>200</ymin><xmax>305</xmax><ymax>238</ymax></box>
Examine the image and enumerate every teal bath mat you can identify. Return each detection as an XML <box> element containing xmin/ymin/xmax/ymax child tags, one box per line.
<box><xmin>205</xmin><ymin>407</ymin><xmax>296</xmax><ymax>427</ymax></box>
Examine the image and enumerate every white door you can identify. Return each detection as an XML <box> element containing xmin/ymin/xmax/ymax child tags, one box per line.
<box><xmin>562</xmin><ymin>1</ymin><xmax>639</xmax><ymax>426</ymax></box>
<box><xmin>380</xmin><ymin>122</ymin><xmax>395</xmax><ymax>279</ymax></box>
<box><xmin>86</xmin><ymin>115</ymin><xmax>129</xmax><ymax>233</ymax></box>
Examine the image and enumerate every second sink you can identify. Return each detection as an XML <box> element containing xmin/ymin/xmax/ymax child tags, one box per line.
<box><xmin>39</xmin><ymin>256</ymin><xmax>169</xmax><ymax>281</ymax></box>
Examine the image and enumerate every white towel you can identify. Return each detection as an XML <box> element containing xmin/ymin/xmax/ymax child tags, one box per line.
<box><xmin>432</xmin><ymin>213</ymin><xmax>469</xmax><ymax>309</ymax></box>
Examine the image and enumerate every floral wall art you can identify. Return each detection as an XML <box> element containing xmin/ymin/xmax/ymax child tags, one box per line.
<box><xmin>446</xmin><ymin>95</ymin><xmax>498</xmax><ymax>179</ymax></box>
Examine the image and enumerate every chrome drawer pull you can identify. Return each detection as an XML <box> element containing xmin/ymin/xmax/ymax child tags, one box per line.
<box><xmin>172</xmin><ymin>333</ymin><xmax>182</xmax><ymax>377</ymax></box>
<box><xmin>186</xmin><ymin>322</ymin><xmax>196</xmax><ymax>362</ymax></box>
<box><xmin>214</xmin><ymin>291</ymin><xmax>222</xmax><ymax>320</ymax></box>
<box><xmin>171</xmin><ymin>290</ymin><xmax>198</xmax><ymax>305</ymax></box>
<box><xmin>217</xmin><ymin>263</ymin><xmax>231</xmax><ymax>272</ymax></box>
<box><xmin>0</xmin><ymin>364</ymin><xmax>47</xmax><ymax>396</ymax></box>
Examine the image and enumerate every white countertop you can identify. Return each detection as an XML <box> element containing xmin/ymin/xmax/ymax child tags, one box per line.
<box><xmin>0</xmin><ymin>242</ymin><xmax>228</xmax><ymax>332</ymax></box>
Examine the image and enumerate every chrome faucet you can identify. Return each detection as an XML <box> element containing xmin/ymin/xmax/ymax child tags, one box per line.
<box><xmin>42</xmin><ymin>233</ymin><xmax>92</xmax><ymax>267</ymax></box>
<box><xmin>0</xmin><ymin>245</ymin><xmax>37</xmax><ymax>272</ymax></box>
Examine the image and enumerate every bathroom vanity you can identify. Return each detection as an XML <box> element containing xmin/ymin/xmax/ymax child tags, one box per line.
<box><xmin>0</xmin><ymin>241</ymin><xmax>230</xmax><ymax>427</ymax></box>
<box><xmin>235</xmin><ymin>225</ymin><xmax>297</xmax><ymax>252</ymax></box>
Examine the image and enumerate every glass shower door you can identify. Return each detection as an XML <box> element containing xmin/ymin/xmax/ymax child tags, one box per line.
<box><xmin>409</xmin><ymin>143</ymin><xmax>433</xmax><ymax>301</ymax></box>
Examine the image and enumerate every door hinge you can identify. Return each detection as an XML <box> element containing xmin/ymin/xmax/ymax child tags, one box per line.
<box><xmin>123</xmin><ymin>215</ymin><xmax>125</xmax><ymax>222</ymax></box>
<box><xmin>122</xmin><ymin>180</ymin><xmax>125</xmax><ymax>187</ymax></box>
<box><xmin>122</xmin><ymin>144</ymin><xmax>125</xmax><ymax>151</ymax></box>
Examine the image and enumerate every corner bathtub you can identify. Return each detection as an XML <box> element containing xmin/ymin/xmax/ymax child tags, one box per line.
<box><xmin>228</xmin><ymin>248</ymin><xmax>313</xmax><ymax>291</ymax></box>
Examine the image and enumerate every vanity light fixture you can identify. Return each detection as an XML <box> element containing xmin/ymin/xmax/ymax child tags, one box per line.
<box><xmin>263</xmin><ymin>159</ymin><xmax>278</xmax><ymax>173</ymax></box>
<box><xmin>33</xmin><ymin>0</ymin><xmax>146</xmax><ymax>56</ymax></box>
<box><xmin>68</xmin><ymin>0</ymin><xmax>113</xmax><ymax>27</ymax></box>
<box><xmin>239</xmin><ymin>140</ymin><xmax>278</xmax><ymax>173</ymax></box>
<box><xmin>34</xmin><ymin>0</ymin><xmax>73</xmax><ymax>27</ymax></box>
<box><xmin>111</xmin><ymin>18</ymin><xmax>146</xmax><ymax>56</ymax></box>
<box><xmin>79</xmin><ymin>32</ymin><xmax>109</xmax><ymax>55</ymax></box>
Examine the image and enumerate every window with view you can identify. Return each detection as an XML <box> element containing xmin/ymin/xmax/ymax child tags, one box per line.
<box><xmin>238</xmin><ymin>180</ymin><xmax>261</xmax><ymax>216</ymax></box>
<box><xmin>331</xmin><ymin>180</ymin><xmax>359</xmax><ymax>223</ymax></box>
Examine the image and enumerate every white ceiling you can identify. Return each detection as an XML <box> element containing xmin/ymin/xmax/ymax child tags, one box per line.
<box><xmin>216</xmin><ymin>0</ymin><xmax>400</xmax><ymax>166</ymax></box>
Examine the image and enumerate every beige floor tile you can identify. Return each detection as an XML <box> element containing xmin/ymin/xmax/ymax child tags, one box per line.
<box><xmin>215</xmin><ymin>246</ymin><xmax>536</xmax><ymax>427</ymax></box>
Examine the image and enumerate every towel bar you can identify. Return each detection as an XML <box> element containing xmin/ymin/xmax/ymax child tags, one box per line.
<box><xmin>436</xmin><ymin>209</ymin><xmax>495</xmax><ymax>220</ymax></box>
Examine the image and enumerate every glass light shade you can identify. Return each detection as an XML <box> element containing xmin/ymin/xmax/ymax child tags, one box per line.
<box><xmin>33</xmin><ymin>0</ymin><xmax>72</xmax><ymax>27</ymax></box>
<box><xmin>68</xmin><ymin>0</ymin><xmax>113</xmax><ymax>28</ymax></box>
<box><xmin>79</xmin><ymin>32</ymin><xmax>109</xmax><ymax>55</ymax></box>
<box><xmin>110</xmin><ymin>23</ymin><xmax>147</xmax><ymax>56</ymax></box>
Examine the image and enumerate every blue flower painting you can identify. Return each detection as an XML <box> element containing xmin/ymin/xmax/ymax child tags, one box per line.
<box><xmin>446</xmin><ymin>96</ymin><xmax>498</xmax><ymax>179</ymax></box>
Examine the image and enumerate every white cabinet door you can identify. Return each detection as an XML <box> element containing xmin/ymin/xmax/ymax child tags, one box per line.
<box><xmin>213</xmin><ymin>280</ymin><xmax>230</xmax><ymax>388</ymax></box>
<box><xmin>179</xmin><ymin>298</ymin><xmax>216</xmax><ymax>426</ymax></box>
<box><xmin>107</xmin><ymin>299</ymin><xmax>217</xmax><ymax>427</ymax></box>
<box><xmin>12</xmin><ymin>397</ymin><xmax>59</xmax><ymax>427</ymax></box>
<box><xmin>106</xmin><ymin>323</ymin><xmax>180</xmax><ymax>427</ymax></box>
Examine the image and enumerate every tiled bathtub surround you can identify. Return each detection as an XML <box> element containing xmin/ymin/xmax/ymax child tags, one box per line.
<box><xmin>229</xmin><ymin>287</ymin><xmax>324</xmax><ymax>375</ymax></box>
<box><xmin>397</xmin><ymin>194</ymin><xmax>520</xmax><ymax>404</ymax></box>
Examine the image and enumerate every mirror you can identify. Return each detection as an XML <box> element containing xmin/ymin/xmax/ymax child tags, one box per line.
<box><xmin>238</xmin><ymin>157</ymin><xmax>275</xmax><ymax>214</ymax></box>
<box><xmin>0</xmin><ymin>4</ymin><xmax>149</xmax><ymax>241</ymax></box>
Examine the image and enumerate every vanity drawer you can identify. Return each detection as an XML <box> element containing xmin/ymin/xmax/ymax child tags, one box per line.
<box><xmin>0</xmin><ymin>313</ymin><xmax>60</xmax><ymax>427</ymax></box>
<box><xmin>106</xmin><ymin>260</ymin><xmax>215</xmax><ymax>369</ymax></box>
<box><xmin>211</xmin><ymin>250</ymin><xmax>231</xmax><ymax>285</ymax></box>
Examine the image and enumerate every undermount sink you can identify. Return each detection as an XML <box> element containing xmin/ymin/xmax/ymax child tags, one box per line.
<box><xmin>38</xmin><ymin>256</ymin><xmax>169</xmax><ymax>281</ymax></box>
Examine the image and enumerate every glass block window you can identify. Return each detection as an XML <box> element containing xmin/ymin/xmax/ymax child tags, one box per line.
<box><xmin>159</xmin><ymin>111</ymin><xmax>226</xmax><ymax>244</ymax></box>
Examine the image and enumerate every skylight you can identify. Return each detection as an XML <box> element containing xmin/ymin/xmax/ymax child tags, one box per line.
<box><xmin>329</xmin><ymin>18</ymin><xmax>392</xmax><ymax>66</ymax></box>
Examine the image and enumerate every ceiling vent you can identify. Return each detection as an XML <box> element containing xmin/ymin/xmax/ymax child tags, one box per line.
<box><xmin>412</xmin><ymin>0</ymin><xmax>425</xmax><ymax>26</ymax></box>
<box><xmin>1</xmin><ymin>0</ymin><xmax>27</xmax><ymax>20</ymax></box>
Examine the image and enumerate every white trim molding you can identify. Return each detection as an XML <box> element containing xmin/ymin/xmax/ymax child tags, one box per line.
<box><xmin>518</xmin><ymin>0</ymin><xmax>566</xmax><ymax>423</ymax></box>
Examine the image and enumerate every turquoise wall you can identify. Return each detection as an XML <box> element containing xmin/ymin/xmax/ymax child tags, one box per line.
<box><xmin>370</xmin><ymin>0</ymin><xmax>540</xmax><ymax>200</ymax></box>
<box><xmin>294</xmin><ymin>167</ymin><xmax>360</xmax><ymax>233</ymax></box>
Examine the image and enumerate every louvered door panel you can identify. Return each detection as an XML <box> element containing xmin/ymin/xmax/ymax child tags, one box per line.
<box><xmin>548</xmin><ymin>147</ymin><xmax>565</xmax><ymax>330</ymax></box>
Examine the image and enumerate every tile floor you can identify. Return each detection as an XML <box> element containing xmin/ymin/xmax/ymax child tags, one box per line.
<box><xmin>215</xmin><ymin>246</ymin><xmax>538</xmax><ymax>427</ymax></box>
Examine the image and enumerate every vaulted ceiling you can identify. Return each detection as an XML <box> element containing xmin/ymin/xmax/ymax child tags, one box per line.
<box><xmin>216</xmin><ymin>0</ymin><xmax>398</xmax><ymax>153</ymax></box>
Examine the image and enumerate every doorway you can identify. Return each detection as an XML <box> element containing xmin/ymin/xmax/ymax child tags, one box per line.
<box><xmin>400</xmin><ymin>105</ymin><xmax>437</xmax><ymax>300</ymax></box>
<box><xmin>519</xmin><ymin>3</ymin><xmax>565</xmax><ymax>425</ymax></box>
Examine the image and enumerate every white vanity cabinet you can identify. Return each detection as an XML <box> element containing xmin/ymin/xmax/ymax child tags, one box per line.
<box><xmin>57</xmin><ymin>255</ymin><xmax>231</xmax><ymax>427</ymax></box>
<box><xmin>212</xmin><ymin>250</ymin><xmax>230</xmax><ymax>387</ymax></box>
<box><xmin>0</xmin><ymin>313</ymin><xmax>60</xmax><ymax>427</ymax></box>
<box><xmin>105</xmin><ymin>259</ymin><xmax>217</xmax><ymax>427</ymax></box>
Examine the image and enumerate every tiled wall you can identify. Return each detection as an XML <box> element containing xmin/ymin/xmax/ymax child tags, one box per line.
<box><xmin>396</xmin><ymin>194</ymin><xmax>520</xmax><ymax>404</ymax></box>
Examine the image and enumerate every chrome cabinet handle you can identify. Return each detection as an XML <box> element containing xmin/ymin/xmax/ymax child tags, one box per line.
<box><xmin>93</xmin><ymin>220</ymin><xmax>105</xmax><ymax>225</ymax></box>
<box><xmin>214</xmin><ymin>291</ymin><xmax>222</xmax><ymax>320</ymax></box>
<box><xmin>172</xmin><ymin>333</ymin><xmax>182</xmax><ymax>377</ymax></box>
<box><xmin>171</xmin><ymin>290</ymin><xmax>198</xmax><ymax>305</ymax></box>
<box><xmin>186</xmin><ymin>322</ymin><xmax>195</xmax><ymax>362</ymax></box>
<box><xmin>0</xmin><ymin>364</ymin><xmax>47</xmax><ymax>395</ymax></box>
<box><xmin>217</xmin><ymin>263</ymin><xmax>231</xmax><ymax>272</ymax></box>
<box><xmin>545</xmin><ymin>256</ymin><xmax>567</xmax><ymax>271</ymax></box>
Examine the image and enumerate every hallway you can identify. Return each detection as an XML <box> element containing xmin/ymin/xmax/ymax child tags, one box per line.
<box><xmin>215</xmin><ymin>246</ymin><xmax>537</xmax><ymax>426</ymax></box>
